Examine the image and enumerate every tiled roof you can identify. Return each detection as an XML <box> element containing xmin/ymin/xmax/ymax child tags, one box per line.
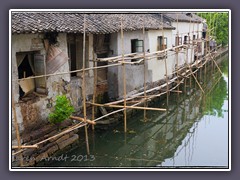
<box><xmin>11</xmin><ymin>13</ymin><xmax>175</xmax><ymax>34</ymax></box>
<box><xmin>164</xmin><ymin>13</ymin><xmax>203</xmax><ymax>23</ymax></box>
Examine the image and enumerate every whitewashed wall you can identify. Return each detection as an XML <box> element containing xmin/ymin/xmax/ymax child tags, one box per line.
<box><xmin>147</xmin><ymin>29</ymin><xmax>175</xmax><ymax>82</ymax></box>
<box><xmin>108</xmin><ymin>30</ymin><xmax>151</xmax><ymax>99</ymax></box>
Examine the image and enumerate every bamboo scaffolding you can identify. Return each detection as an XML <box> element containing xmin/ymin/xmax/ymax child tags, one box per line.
<box><xmin>143</xmin><ymin>16</ymin><xmax>147</xmax><ymax>121</ymax></box>
<box><xmin>13</xmin><ymin>122</ymin><xmax>84</xmax><ymax>156</ymax></box>
<box><xmin>15</xmin><ymin>62</ymin><xmax>122</xmax><ymax>82</ymax></box>
<box><xmin>105</xmin><ymin>59</ymin><xmax>203</xmax><ymax>106</ymax></box>
<box><xmin>88</xmin><ymin>102</ymin><xmax>166</xmax><ymax>111</ymax></box>
<box><xmin>11</xmin><ymin>45</ymin><xmax>221</xmax><ymax>159</ymax></box>
<box><xmin>121</xmin><ymin>15</ymin><xmax>127</xmax><ymax>133</ymax></box>
<box><xmin>92</xmin><ymin>52</ymin><xmax>97</xmax><ymax>130</ymax></box>
<box><xmin>161</xmin><ymin>14</ymin><xmax>170</xmax><ymax>107</ymax></box>
<box><xmin>82</xmin><ymin>14</ymin><xmax>90</xmax><ymax>155</ymax></box>
<box><xmin>14</xmin><ymin>45</ymin><xmax>184</xmax><ymax>83</ymax></box>
<box><xmin>186</xmin><ymin>63</ymin><xmax>205</xmax><ymax>93</ymax></box>
<box><xmin>11</xmin><ymin>13</ymin><xmax>227</xmax><ymax>162</ymax></box>
<box><xmin>95</xmin><ymin>44</ymin><xmax>187</xmax><ymax>63</ymax></box>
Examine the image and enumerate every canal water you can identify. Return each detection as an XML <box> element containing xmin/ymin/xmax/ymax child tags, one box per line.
<box><xmin>41</xmin><ymin>55</ymin><xmax>229</xmax><ymax>168</ymax></box>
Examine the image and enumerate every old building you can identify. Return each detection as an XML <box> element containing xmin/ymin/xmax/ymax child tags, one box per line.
<box><xmin>11</xmin><ymin>12</ymin><xmax>204</xmax><ymax>141</ymax></box>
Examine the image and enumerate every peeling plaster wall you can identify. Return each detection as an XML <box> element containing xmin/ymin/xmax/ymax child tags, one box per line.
<box><xmin>12</xmin><ymin>33</ymin><xmax>96</xmax><ymax>135</ymax></box>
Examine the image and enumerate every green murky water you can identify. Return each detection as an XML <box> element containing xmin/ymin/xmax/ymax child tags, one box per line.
<box><xmin>41</xmin><ymin>55</ymin><xmax>229</xmax><ymax>168</ymax></box>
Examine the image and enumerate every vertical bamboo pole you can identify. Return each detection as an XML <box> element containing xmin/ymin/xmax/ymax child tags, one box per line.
<box><xmin>176</xmin><ymin>14</ymin><xmax>180</xmax><ymax>97</ymax></box>
<box><xmin>92</xmin><ymin>52</ymin><xmax>97</xmax><ymax>130</ymax></box>
<box><xmin>209</xmin><ymin>13</ymin><xmax>214</xmax><ymax>72</ymax></box>
<box><xmin>143</xmin><ymin>16</ymin><xmax>147</xmax><ymax>122</ymax></box>
<box><xmin>191</xmin><ymin>15</ymin><xmax>197</xmax><ymax>89</ymax></box>
<box><xmin>12</xmin><ymin>94</ymin><xmax>23</xmax><ymax>166</ymax></box>
<box><xmin>198</xmin><ymin>18</ymin><xmax>202</xmax><ymax>81</ymax></box>
<box><xmin>121</xmin><ymin>15</ymin><xmax>127</xmax><ymax>133</ymax></box>
<box><xmin>82</xmin><ymin>14</ymin><xmax>90</xmax><ymax>155</ymax></box>
<box><xmin>44</xmin><ymin>54</ymin><xmax>47</xmax><ymax>89</ymax></box>
<box><xmin>161</xmin><ymin>14</ymin><xmax>169</xmax><ymax>106</ymax></box>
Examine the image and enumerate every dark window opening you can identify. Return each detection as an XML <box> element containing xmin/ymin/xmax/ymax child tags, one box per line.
<box><xmin>175</xmin><ymin>36</ymin><xmax>182</xmax><ymax>46</ymax></box>
<box><xmin>17</xmin><ymin>52</ymin><xmax>46</xmax><ymax>99</ymax></box>
<box><xmin>131</xmin><ymin>39</ymin><xmax>144</xmax><ymax>63</ymax></box>
<box><xmin>184</xmin><ymin>35</ymin><xmax>189</xmax><ymax>44</ymax></box>
<box><xmin>131</xmin><ymin>39</ymin><xmax>144</xmax><ymax>53</ymax></box>
<box><xmin>67</xmin><ymin>34</ymin><xmax>89</xmax><ymax>78</ymax></box>
<box><xmin>68</xmin><ymin>42</ymin><xmax>77</xmax><ymax>77</ymax></box>
<box><xmin>193</xmin><ymin>35</ymin><xmax>196</xmax><ymax>44</ymax></box>
<box><xmin>18</xmin><ymin>55</ymin><xmax>34</xmax><ymax>98</ymax></box>
<box><xmin>104</xmin><ymin>34</ymin><xmax>110</xmax><ymax>44</ymax></box>
<box><xmin>157</xmin><ymin>36</ymin><xmax>167</xmax><ymax>51</ymax></box>
<box><xmin>157</xmin><ymin>36</ymin><xmax>167</xmax><ymax>60</ymax></box>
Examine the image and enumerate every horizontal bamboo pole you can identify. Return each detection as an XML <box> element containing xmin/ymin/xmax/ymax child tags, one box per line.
<box><xmin>171</xmin><ymin>90</ymin><xmax>182</xmax><ymax>93</ymax></box>
<box><xmin>96</xmin><ymin>44</ymin><xmax>187</xmax><ymax>62</ymax></box>
<box><xmin>15</xmin><ymin>62</ymin><xmax>122</xmax><ymax>82</ymax></box>
<box><xmin>12</xmin><ymin>145</ymin><xmax>39</xmax><ymax>149</ymax></box>
<box><xmin>94</xmin><ymin>108</ymin><xmax>124</xmax><ymax>122</ymax></box>
<box><xmin>89</xmin><ymin>102</ymin><xmax>167</xmax><ymax>111</ymax></box>
<box><xmin>70</xmin><ymin>116</ymin><xmax>96</xmax><ymax>125</ymax></box>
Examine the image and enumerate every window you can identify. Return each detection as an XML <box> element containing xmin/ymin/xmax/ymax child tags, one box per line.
<box><xmin>184</xmin><ymin>35</ymin><xmax>189</xmax><ymax>44</ymax></box>
<box><xmin>131</xmin><ymin>39</ymin><xmax>144</xmax><ymax>63</ymax></box>
<box><xmin>131</xmin><ymin>39</ymin><xmax>144</xmax><ymax>53</ymax></box>
<box><xmin>193</xmin><ymin>35</ymin><xmax>196</xmax><ymax>40</ymax></box>
<box><xmin>157</xmin><ymin>36</ymin><xmax>167</xmax><ymax>60</ymax></box>
<box><xmin>157</xmin><ymin>36</ymin><xmax>167</xmax><ymax>51</ymax></box>
<box><xmin>175</xmin><ymin>36</ymin><xmax>182</xmax><ymax>46</ymax></box>
<box><xmin>17</xmin><ymin>52</ymin><xmax>47</xmax><ymax>98</ymax></box>
<box><xmin>193</xmin><ymin>35</ymin><xmax>196</xmax><ymax>45</ymax></box>
<box><xmin>67</xmin><ymin>34</ymin><xmax>89</xmax><ymax>77</ymax></box>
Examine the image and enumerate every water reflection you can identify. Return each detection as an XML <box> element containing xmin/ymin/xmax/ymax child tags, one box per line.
<box><xmin>43</xmin><ymin>56</ymin><xmax>229</xmax><ymax>168</ymax></box>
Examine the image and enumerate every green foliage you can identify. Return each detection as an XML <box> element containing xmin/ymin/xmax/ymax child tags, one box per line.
<box><xmin>48</xmin><ymin>95</ymin><xmax>75</xmax><ymax>124</ymax></box>
<box><xmin>202</xmin><ymin>58</ymin><xmax>228</xmax><ymax>118</ymax></box>
<box><xmin>197</xmin><ymin>12</ymin><xmax>229</xmax><ymax>46</ymax></box>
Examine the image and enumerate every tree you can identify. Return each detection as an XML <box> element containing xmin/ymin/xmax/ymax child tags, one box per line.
<box><xmin>197</xmin><ymin>12</ymin><xmax>229</xmax><ymax>46</ymax></box>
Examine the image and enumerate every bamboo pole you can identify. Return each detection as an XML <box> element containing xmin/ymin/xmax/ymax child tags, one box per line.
<box><xmin>12</xmin><ymin>94</ymin><xmax>23</xmax><ymax>166</ymax></box>
<box><xmin>96</xmin><ymin>44</ymin><xmax>187</xmax><ymax>62</ymax></box>
<box><xmin>186</xmin><ymin>63</ymin><xmax>205</xmax><ymax>93</ymax></box>
<box><xmin>105</xmin><ymin>60</ymin><xmax>201</xmax><ymax>106</ymax></box>
<box><xmin>94</xmin><ymin>108</ymin><xmax>124</xmax><ymax>122</ymax></box>
<box><xmin>89</xmin><ymin>102</ymin><xmax>167</xmax><ymax>111</ymax></box>
<box><xmin>161</xmin><ymin>14</ymin><xmax>169</xmax><ymax>106</ymax></box>
<box><xmin>143</xmin><ymin>16</ymin><xmax>147</xmax><ymax>122</ymax></box>
<box><xmin>82</xmin><ymin>14</ymin><xmax>90</xmax><ymax>155</ymax></box>
<box><xmin>15</xmin><ymin>62</ymin><xmax>122</xmax><ymax>82</ymax></box>
<box><xmin>121</xmin><ymin>15</ymin><xmax>127</xmax><ymax>133</ymax></box>
<box><xmin>70</xmin><ymin>116</ymin><xmax>96</xmax><ymax>125</ymax></box>
<box><xmin>92</xmin><ymin>52</ymin><xmax>97</xmax><ymax>130</ymax></box>
<box><xmin>13</xmin><ymin>122</ymin><xmax>83</xmax><ymax>156</ymax></box>
<box><xmin>176</xmin><ymin>14</ymin><xmax>180</xmax><ymax>96</ymax></box>
<box><xmin>12</xmin><ymin>145</ymin><xmax>39</xmax><ymax>149</ymax></box>
<box><xmin>13</xmin><ymin>45</ymin><xmax>187</xmax><ymax>83</ymax></box>
<box><xmin>209</xmin><ymin>49</ymin><xmax>223</xmax><ymax>75</ymax></box>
